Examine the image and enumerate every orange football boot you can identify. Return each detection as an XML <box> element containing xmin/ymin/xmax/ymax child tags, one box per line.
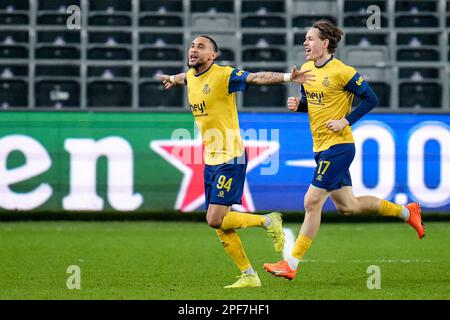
<box><xmin>263</xmin><ymin>260</ymin><xmax>297</xmax><ymax>280</ymax></box>
<box><xmin>405</xmin><ymin>202</ymin><xmax>425</xmax><ymax>239</ymax></box>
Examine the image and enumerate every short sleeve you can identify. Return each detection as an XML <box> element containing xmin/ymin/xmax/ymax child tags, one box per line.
<box><xmin>228</xmin><ymin>68</ymin><xmax>250</xmax><ymax>93</ymax></box>
<box><xmin>340</xmin><ymin>65</ymin><xmax>357</xmax><ymax>86</ymax></box>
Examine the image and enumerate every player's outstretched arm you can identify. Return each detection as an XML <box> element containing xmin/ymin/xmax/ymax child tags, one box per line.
<box><xmin>246</xmin><ymin>67</ymin><xmax>314</xmax><ymax>85</ymax></box>
<box><xmin>158</xmin><ymin>73</ymin><xmax>186</xmax><ymax>90</ymax></box>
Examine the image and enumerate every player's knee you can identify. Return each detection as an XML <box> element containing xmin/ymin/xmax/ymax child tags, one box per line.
<box><xmin>304</xmin><ymin>196</ymin><xmax>322</xmax><ymax>213</ymax></box>
<box><xmin>206</xmin><ymin>215</ymin><xmax>223</xmax><ymax>229</ymax></box>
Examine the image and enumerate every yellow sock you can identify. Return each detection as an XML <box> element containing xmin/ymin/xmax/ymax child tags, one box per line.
<box><xmin>292</xmin><ymin>234</ymin><xmax>313</xmax><ymax>260</ymax></box>
<box><xmin>216</xmin><ymin>229</ymin><xmax>251</xmax><ymax>271</ymax></box>
<box><xmin>219</xmin><ymin>211</ymin><xmax>265</xmax><ymax>230</ymax></box>
<box><xmin>378</xmin><ymin>200</ymin><xmax>402</xmax><ymax>218</ymax></box>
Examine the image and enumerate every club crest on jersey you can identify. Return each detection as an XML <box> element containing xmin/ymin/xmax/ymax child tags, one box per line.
<box><xmin>322</xmin><ymin>76</ymin><xmax>330</xmax><ymax>87</ymax></box>
<box><xmin>202</xmin><ymin>84</ymin><xmax>211</xmax><ymax>94</ymax></box>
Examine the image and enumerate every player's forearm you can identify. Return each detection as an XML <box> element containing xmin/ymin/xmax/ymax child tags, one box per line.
<box><xmin>171</xmin><ymin>73</ymin><xmax>186</xmax><ymax>86</ymax></box>
<box><xmin>345</xmin><ymin>85</ymin><xmax>379</xmax><ymax>125</ymax></box>
<box><xmin>246</xmin><ymin>72</ymin><xmax>289</xmax><ymax>85</ymax></box>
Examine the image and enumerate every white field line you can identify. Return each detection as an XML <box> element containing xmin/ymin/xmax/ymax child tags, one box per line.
<box><xmin>282</xmin><ymin>228</ymin><xmax>432</xmax><ymax>264</ymax></box>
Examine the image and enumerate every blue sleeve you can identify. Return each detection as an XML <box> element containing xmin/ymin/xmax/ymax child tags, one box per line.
<box><xmin>228</xmin><ymin>68</ymin><xmax>250</xmax><ymax>93</ymax></box>
<box><xmin>344</xmin><ymin>73</ymin><xmax>379</xmax><ymax>125</ymax></box>
<box><xmin>297</xmin><ymin>85</ymin><xmax>308</xmax><ymax>112</ymax></box>
<box><xmin>300</xmin><ymin>85</ymin><xmax>307</xmax><ymax>104</ymax></box>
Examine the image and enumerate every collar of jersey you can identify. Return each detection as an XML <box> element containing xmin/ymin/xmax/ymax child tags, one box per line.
<box><xmin>194</xmin><ymin>63</ymin><xmax>215</xmax><ymax>77</ymax></box>
<box><xmin>314</xmin><ymin>55</ymin><xmax>334</xmax><ymax>69</ymax></box>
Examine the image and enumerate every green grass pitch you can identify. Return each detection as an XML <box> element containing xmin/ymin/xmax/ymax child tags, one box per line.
<box><xmin>1</xmin><ymin>220</ymin><xmax>449</xmax><ymax>300</ymax></box>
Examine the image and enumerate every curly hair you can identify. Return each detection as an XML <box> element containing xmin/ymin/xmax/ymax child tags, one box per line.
<box><xmin>312</xmin><ymin>19</ymin><xmax>344</xmax><ymax>54</ymax></box>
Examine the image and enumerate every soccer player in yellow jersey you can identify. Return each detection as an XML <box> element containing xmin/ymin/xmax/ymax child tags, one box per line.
<box><xmin>159</xmin><ymin>35</ymin><xmax>314</xmax><ymax>288</ymax></box>
<box><xmin>264</xmin><ymin>20</ymin><xmax>425</xmax><ymax>281</ymax></box>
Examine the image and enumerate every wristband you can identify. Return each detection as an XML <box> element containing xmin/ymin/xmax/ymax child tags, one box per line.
<box><xmin>283</xmin><ymin>73</ymin><xmax>291</xmax><ymax>82</ymax></box>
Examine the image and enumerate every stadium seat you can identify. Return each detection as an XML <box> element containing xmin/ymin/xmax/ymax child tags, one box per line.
<box><xmin>140</xmin><ymin>15</ymin><xmax>183</xmax><ymax>27</ymax></box>
<box><xmin>90</xmin><ymin>0</ymin><xmax>131</xmax><ymax>12</ymax></box>
<box><xmin>0</xmin><ymin>13</ymin><xmax>29</xmax><ymax>25</ymax></box>
<box><xmin>87</xmin><ymin>31</ymin><xmax>132</xmax><ymax>61</ymax></box>
<box><xmin>35</xmin><ymin>65</ymin><xmax>80</xmax><ymax>78</ymax></box>
<box><xmin>140</xmin><ymin>0</ymin><xmax>183</xmax><ymax>13</ymax></box>
<box><xmin>0</xmin><ymin>80</ymin><xmax>28</xmax><ymax>107</ymax></box>
<box><xmin>243</xmin><ymin>34</ymin><xmax>286</xmax><ymax>46</ymax></box>
<box><xmin>395</xmin><ymin>0</ymin><xmax>438</xmax><ymax>13</ymax></box>
<box><xmin>36</xmin><ymin>47</ymin><xmax>80</xmax><ymax>60</ymax></box>
<box><xmin>243</xmin><ymin>0</ymin><xmax>284</xmax><ymax>13</ymax></box>
<box><xmin>241</xmin><ymin>15</ymin><xmax>286</xmax><ymax>28</ymax></box>
<box><xmin>0</xmin><ymin>64</ymin><xmax>28</xmax><ymax>78</ymax></box>
<box><xmin>395</xmin><ymin>15</ymin><xmax>439</xmax><ymax>28</ymax></box>
<box><xmin>343</xmin><ymin>47</ymin><xmax>389</xmax><ymax>66</ymax></box>
<box><xmin>357</xmin><ymin>68</ymin><xmax>389</xmax><ymax>83</ymax></box>
<box><xmin>190</xmin><ymin>0</ymin><xmax>234</xmax><ymax>30</ymax></box>
<box><xmin>344</xmin><ymin>0</ymin><xmax>387</xmax><ymax>13</ymax></box>
<box><xmin>243</xmin><ymin>85</ymin><xmax>286</xmax><ymax>108</ymax></box>
<box><xmin>399</xmin><ymin>68</ymin><xmax>440</xmax><ymax>80</ymax></box>
<box><xmin>0</xmin><ymin>30</ymin><xmax>28</xmax><ymax>43</ymax></box>
<box><xmin>1</xmin><ymin>45</ymin><xmax>28</xmax><ymax>59</ymax></box>
<box><xmin>89</xmin><ymin>14</ymin><xmax>132</xmax><ymax>26</ymax></box>
<box><xmin>38</xmin><ymin>31</ymin><xmax>80</xmax><ymax>45</ymax></box>
<box><xmin>88</xmin><ymin>66</ymin><xmax>131</xmax><ymax>78</ymax></box>
<box><xmin>37</xmin><ymin>14</ymin><xmax>69</xmax><ymax>26</ymax></box>
<box><xmin>216</xmin><ymin>48</ymin><xmax>235</xmax><ymax>63</ymax></box>
<box><xmin>397</xmin><ymin>49</ymin><xmax>439</xmax><ymax>61</ymax></box>
<box><xmin>139</xmin><ymin>82</ymin><xmax>183</xmax><ymax>107</ymax></box>
<box><xmin>397</xmin><ymin>33</ymin><xmax>439</xmax><ymax>46</ymax></box>
<box><xmin>1</xmin><ymin>0</ymin><xmax>29</xmax><ymax>10</ymax></box>
<box><xmin>0</xmin><ymin>29</ymin><xmax>29</xmax><ymax>59</ymax></box>
<box><xmin>190</xmin><ymin>14</ymin><xmax>234</xmax><ymax>30</ymax></box>
<box><xmin>293</xmin><ymin>15</ymin><xmax>337</xmax><ymax>28</ymax></box>
<box><xmin>293</xmin><ymin>0</ymin><xmax>336</xmax><ymax>15</ymax></box>
<box><xmin>139</xmin><ymin>48</ymin><xmax>182</xmax><ymax>61</ymax></box>
<box><xmin>87</xmin><ymin>81</ymin><xmax>131</xmax><ymax>107</ymax></box>
<box><xmin>242</xmin><ymin>48</ymin><xmax>286</xmax><ymax>62</ymax></box>
<box><xmin>35</xmin><ymin>80</ymin><xmax>80</xmax><ymax>108</ymax></box>
<box><xmin>191</xmin><ymin>1</ymin><xmax>234</xmax><ymax>13</ymax></box>
<box><xmin>399</xmin><ymin>82</ymin><xmax>441</xmax><ymax>108</ymax></box>
<box><xmin>37</xmin><ymin>0</ymin><xmax>79</xmax><ymax>10</ymax></box>
<box><xmin>89</xmin><ymin>32</ymin><xmax>131</xmax><ymax>45</ymax></box>
<box><xmin>88</xmin><ymin>48</ymin><xmax>131</xmax><ymax>60</ymax></box>
<box><xmin>345</xmin><ymin>33</ymin><xmax>388</xmax><ymax>46</ymax></box>
<box><xmin>140</xmin><ymin>33</ymin><xmax>183</xmax><ymax>46</ymax></box>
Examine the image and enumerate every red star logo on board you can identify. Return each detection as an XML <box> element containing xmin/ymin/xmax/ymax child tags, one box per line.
<box><xmin>151</xmin><ymin>136</ymin><xmax>279</xmax><ymax>212</ymax></box>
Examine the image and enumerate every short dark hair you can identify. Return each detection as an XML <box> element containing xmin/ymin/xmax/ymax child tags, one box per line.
<box><xmin>312</xmin><ymin>19</ymin><xmax>343</xmax><ymax>54</ymax></box>
<box><xmin>198</xmin><ymin>35</ymin><xmax>218</xmax><ymax>52</ymax></box>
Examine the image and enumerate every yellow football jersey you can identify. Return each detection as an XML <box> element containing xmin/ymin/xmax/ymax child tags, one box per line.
<box><xmin>301</xmin><ymin>57</ymin><xmax>360</xmax><ymax>152</ymax></box>
<box><xmin>186</xmin><ymin>64</ymin><xmax>249</xmax><ymax>166</ymax></box>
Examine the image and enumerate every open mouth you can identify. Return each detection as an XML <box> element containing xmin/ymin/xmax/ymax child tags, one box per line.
<box><xmin>189</xmin><ymin>54</ymin><xmax>199</xmax><ymax>61</ymax></box>
<box><xmin>305</xmin><ymin>48</ymin><xmax>311</xmax><ymax>54</ymax></box>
